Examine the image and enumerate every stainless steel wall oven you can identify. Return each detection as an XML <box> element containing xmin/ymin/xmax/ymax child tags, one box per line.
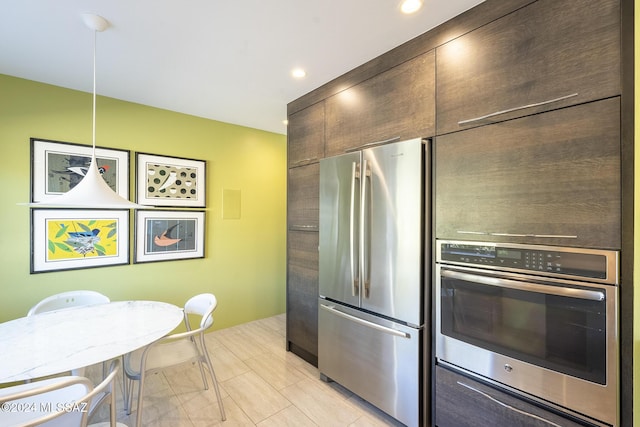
<box><xmin>435</xmin><ymin>240</ymin><xmax>619</xmax><ymax>426</ymax></box>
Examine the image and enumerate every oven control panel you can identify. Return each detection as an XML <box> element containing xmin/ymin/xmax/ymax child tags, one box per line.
<box><xmin>436</xmin><ymin>240</ymin><xmax>618</xmax><ymax>284</ymax></box>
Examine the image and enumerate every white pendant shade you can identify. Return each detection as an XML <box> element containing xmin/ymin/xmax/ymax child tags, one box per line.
<box><xmin>31</xmin><ymin>158</ymin><xmax>143</xmax><ymax>208</ymax></box>
<box><xmin>21</xmin><ymin>13</ymin><xmax>146</xmax><ymax>209</ymax></box>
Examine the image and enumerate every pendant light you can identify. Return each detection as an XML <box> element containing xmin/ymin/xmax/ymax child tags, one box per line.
<box><xmin>22</xmin><ymin>13</ymin><xmax>145</xmax><ymax>209</ymax></box>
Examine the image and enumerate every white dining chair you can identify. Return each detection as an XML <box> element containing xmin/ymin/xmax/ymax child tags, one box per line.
<box><xmin>123</xmin><ymin>293</ymin><xmax>225</xmax><ymax>427</ymax></box>
<box><xmin>0</xmin><ymin>359</ymin><xmax>125</xmax><ymax>427</ymax></box>
<box><xmin>27</xmin><ymin>290</ymin><xmax>110</xmax><ymax>316</ymax></box>
<box><xmin>26</xmin><ymin>290</ymin><xmax>112</xmax><ymax>379</ymax></box>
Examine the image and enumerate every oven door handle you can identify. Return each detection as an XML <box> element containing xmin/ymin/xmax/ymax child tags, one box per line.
<box><xmin>456</xmin><ymin>381</ymin><xmax>564</xmax><ymax>427</ymax></box>
<box><xmin>441</xmin><ymin>270</ymin><xmax>605</xmax><ymax>301</ymax></box>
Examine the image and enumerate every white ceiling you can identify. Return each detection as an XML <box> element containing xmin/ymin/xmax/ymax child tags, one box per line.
<box><xmin>0</xmin><ymin>0</ymin><xmax>484</xmax><ymax>135</ymax></box>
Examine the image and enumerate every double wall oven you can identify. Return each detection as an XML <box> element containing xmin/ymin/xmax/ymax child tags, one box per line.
<box><xmin>435</xmin><ymin>240</ymin><xmax>619</xmax><ymax>426</ymax></box>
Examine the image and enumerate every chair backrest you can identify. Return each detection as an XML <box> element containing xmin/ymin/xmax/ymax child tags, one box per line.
<box><xmin>184</xmin><ymin>293</ymin><xmax>218</xmax><ymax>330</ymax></box>
<box><xmin>80</xmin><ymin>358</ymin><xmax>120</xmax><ymax>424</ymax></box>
<box><xmin>27</xmin><ymin>290</ymin><xmax>110</xmax><ymax>316</ymax></box>
<box><xmin>0</xmin><ymin>359</ymin><xmax>120</xmax><ymax>427</ymax></box>
<box><xmin>0</xmin><ymin>377</ymin><xmax>91</xmax><ymax>426</ymax></box>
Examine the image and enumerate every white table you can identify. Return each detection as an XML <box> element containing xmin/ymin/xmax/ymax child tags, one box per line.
<box><xmin>0</xmin><ymin>301</ymin><xmax>183</xmax><ymax>383</ymax></box>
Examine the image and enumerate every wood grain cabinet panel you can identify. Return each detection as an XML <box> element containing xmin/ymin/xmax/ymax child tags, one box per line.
<box><xmin>436</xmin><ymin>0</ymin><xmax>620</xmax><ymax>135</ymax></box>
<box><xmin>325</xmin><ymin>50</ymin><xmax>435</xmax><ymax>157</ymax></box>
<box><xmin>286</xmin><ymin>230</ymin><xmax>319</xmax><ymax>364</ymax></box>
<box><xmin>287</xmin><ymin>163</ymin><xmax>320</xmax><ymax>231</ymax></box>
<box><xmin>435</xmin><ymin>98</ymin><xmax>621</xmax><ymax>249</ymax></box>
<box><xmin>435</xmin><ymin>366</ymin><xmax>590</xmax><ymax>427</ymax></box>
<box><xmin>288</xmin><ymin>102</ymin><xmax>325</xmax><ymax>167</ymax></box>
<box><xmin>287</xmin><ymin>163</ymin><xmax>320</xmax><ymax>363</ymax></box>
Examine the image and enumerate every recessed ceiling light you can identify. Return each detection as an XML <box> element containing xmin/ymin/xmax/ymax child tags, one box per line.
<box><xmin>400</xmin><ymin>0</ymin><xmax>423</xmax><ymax>14</ymax></box>
<box><xmin>291</xmin><ymin>68</ymin><xmax>307</xmax><ymax>78</ymax></box>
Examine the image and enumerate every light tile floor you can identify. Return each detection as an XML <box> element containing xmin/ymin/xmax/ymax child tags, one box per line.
<box><xmin>91</xmin><ymin>314</ymin><xmax>403</xmax><ymax>427</ymax></box>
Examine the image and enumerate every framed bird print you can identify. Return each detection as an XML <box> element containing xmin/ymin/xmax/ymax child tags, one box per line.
<box><xmin>134</xmin><ymin>210</ymin><xmax>205</xmax><ymax>263</ymax></box>
<box><xmin>135</xmin><ymin>153</ymin><xmax>206</xmax><ymax>207</ymax></box>
<box><xmin>31</xmin><ymin>138</ymin><xmax>130</xmax><ymax>203</ymax></box>
<box><xmin>31</xmin><ymin>209</ymin><xmax>130</xmax><ymax>273</ymax></box>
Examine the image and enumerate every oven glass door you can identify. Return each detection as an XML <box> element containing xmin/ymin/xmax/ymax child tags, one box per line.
<box><xmin>439</xmin><ymin>268</ymin><xmax>607</xmax><ymax>384</ymax></box>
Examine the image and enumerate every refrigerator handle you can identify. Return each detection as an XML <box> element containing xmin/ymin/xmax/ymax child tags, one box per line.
<box><xmin>360</xmin><ymin>159</ymin><xmax>370</xmax><ymax>298</ymax></box>
<box><xmin>350</xmin><ymin>161</ymin><xmax>359</xmax><ymax>297</ymax></box>
<box><xmin>320</xmin><ymin>304</ymin><xmax>410</xmax><ymax>339</ymax></box>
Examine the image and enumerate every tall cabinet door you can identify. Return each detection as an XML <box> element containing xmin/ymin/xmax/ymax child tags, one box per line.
<box><xmin>288</xmin><ymin>164</ymin><xmax>320</xmax><ymax>230</ymax></box>
<box><xmin>325</xmin><ymin>50</ymin><xmax>435</xmax><ymax>157</ymax></box>
<box><xmin>288</xmin><ymin>102</ymin><xmax>325</xmax><ymax>167</ymax></box>
<box><xmin>436</xmin><ymin>0</ymin><xmax>620</xmax><ymax>135</ymax></box>
<box><xmin>286</xmin><ymin>102</ymin><xmax>324</xmax><ymax>364</ymax></box>
<box><xmin>287</xmin><ymin>230</ymin><xmax>319</xmax><ymax>362</ymax></box>
<box><xmin>434</xmin><ymin>98</ymin><xmax>621</xmax><ymax>250</ymax></box>
<box><xmin>319</xmin><ymin>152</ymin><xmax>362</xmax><ymax>308</ymax></box>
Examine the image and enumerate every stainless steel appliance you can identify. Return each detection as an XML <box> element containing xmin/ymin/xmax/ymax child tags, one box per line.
<box><xmin>318</xmin><ymin>138</ymin><xmax>427</xmax><ymax>427</ymax></box>
<box><xmin>435</xmin><ymin>240</ymin><xmax>619</xmax><ymax>426</ymax></box>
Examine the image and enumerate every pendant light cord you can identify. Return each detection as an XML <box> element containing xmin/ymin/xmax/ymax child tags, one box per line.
<box><xmin>91</xmin><ymin>28</ymin><xmax>97</xmax><ymax>160</ymax></box>
<box><xmin>19</xmin><ymin>13</ymin><xmax>145</xmax><ymax>208</ymax></box>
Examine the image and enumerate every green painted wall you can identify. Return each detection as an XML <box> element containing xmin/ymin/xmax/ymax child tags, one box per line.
<box><xmin>0</xmin><ymin>74</ymin><xmax>287</xmax><ymax>328</ymax></box>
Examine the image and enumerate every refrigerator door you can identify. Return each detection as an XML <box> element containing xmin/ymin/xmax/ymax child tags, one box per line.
<box><xmin>319</xmin><ymin>300</ymin><xmax>421</xmax><ymax>427</ymax></box>
<box><xmin>362</xmin><ymin>138</ymin><xmax>424</xmax><ymax>326</ymax></box>
<box><xmin>319</xmin><ymin>151</ymin><xmax>362</xmax><ymax>307</ymax></box>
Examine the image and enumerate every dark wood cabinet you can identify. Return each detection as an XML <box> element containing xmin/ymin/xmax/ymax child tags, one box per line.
<box><xmin>435</xmin><ymin>365</ymin><xmax>591</xmax><ymax>427</ymax></box>
<box><xmin>288</xmin><ymin>102</ymin><xmax>325</xmax><ymax>168</ymax></box>
<box><xmin>434</xmin><ymin>98</ymin><xmax>621</xmax><ymax>250</ymax></box>
<box><xmin>325</xmin><ymin>50</ymin><xmax>435</xmax><ymax>157</ymax></box>
<box><xmin>285</xmin><ymin>2</ymin><xmax>630</xmax><ymax>418</ymax></box>
<box><xmin>287</xmin><ymin>99</ymin><xmax>323</xmax><ymax>363</ymax></box>
<box><xmin>436</xmin><ymin>0</ymin><xmax>620</xmax><ymax>135</ymax></box>
<box><xmin>287</xmin><ymin>162</ymin><xmax>320</xmax><ymax>363</ymax></box>
<box><xmin>286</xmin><ymin>230</ymin><xmax>319</xmax><ymax>365</ymax></box>
<box><xmin>287</xmin><ymin>163</ymin><xmax>320</xmax><ymax>230</ymax></box>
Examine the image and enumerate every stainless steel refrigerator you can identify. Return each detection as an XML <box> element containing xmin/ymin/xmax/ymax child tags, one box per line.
<box><xmin>318</xmin><ymin>137</ymin><xmax>426</xmax><ymax>427</ymax></box>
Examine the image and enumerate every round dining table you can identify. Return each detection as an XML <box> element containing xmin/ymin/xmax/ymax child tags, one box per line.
<box><xmin>0</xmin><ymin>300</ymin><xmax>183</xmax><ymax>383</ymax></box>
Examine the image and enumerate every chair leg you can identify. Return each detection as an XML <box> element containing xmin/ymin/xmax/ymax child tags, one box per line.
<box><xmin>123</xmin><ymin>374</ymin><xmax>132</xmax><ymax>415</ymax></box>
<box><xmin>196</xmin><ymin>359</ymin><xmax>209</xmax><ymax>390</ymax></box>
<box><xmin>126</xmin><ymin>381</ymin><xmax>132</xmax><ymax>416</ymax></box>
<box><xmin>202</xmin><ymin>348</ymin><xmax>226</xmax><ymax>421</ymax></box>
<box><xmin>135</xmin><ymin>371</ymin><xmax>146</xmax><ymax>427</ymax></box>
<box><xmin>109</xmin><ymin>381</ymin><xmax>117</xmax><ymax>427</ymax></box>
<box><xmin>122</xmin><ymin>368</ymin><xmax>129</xmax><ymax>414</ymax></box>
<box><xmin>124</xmin><ymin>375</ymin><xmax>139</xmax><ymax>418</ymax></box>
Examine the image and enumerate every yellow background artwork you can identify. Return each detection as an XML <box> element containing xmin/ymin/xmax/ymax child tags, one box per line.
<box><xmin>46</xmin><ymin>219</ymin><xmax>119</xmax><ymax>261</ymax></box>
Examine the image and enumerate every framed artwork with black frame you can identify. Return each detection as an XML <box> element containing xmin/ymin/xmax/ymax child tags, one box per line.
<box><xmin>136</xmin><ymin>153</ymin><xmax>206</xmax><ymax>207</ymax></box>
<box><xmin>31</xmin><ymin>208</ymin><xmax>130</xmax><ymax>273</ymax></box>
<box><xmin>31</xmin><ymin>138</ymin><xmax>130</xmax><ymax>203</ymax></box>
<box><xmin>134</xmin><ymin>210</ymin><xmax>205</xmax><ymax>263</ymax></box>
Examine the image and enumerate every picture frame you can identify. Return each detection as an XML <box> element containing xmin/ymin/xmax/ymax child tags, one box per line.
<box><xmin>134</xmin><ymin>210</ymin><xmax>205</xmax><ymax>263</ymax></box>
<box><xmin>31</xmin><ymin>209</ymin><xmax>130</xmax><ymax>273</ymax></box>
<box><xmin>31</xmin><ymin>138</ymin><xmax>130</xmax><ymax>203</ymax></box>
<box><xmin>136</xmin><ymin>153</ymin><xmax>206</xmax><ymax>207</ymax></box>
